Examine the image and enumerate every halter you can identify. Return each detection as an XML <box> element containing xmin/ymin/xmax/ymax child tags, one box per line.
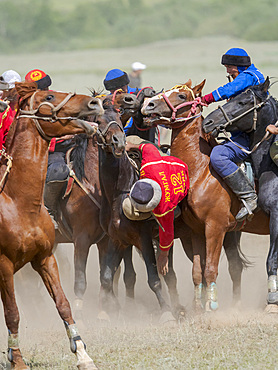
<box><xmin>96</xmin><ymin>120</ymin><xmax>124</xmax><ymax>149</ymax></box>
<box><xmin>17</xmin><ymin>91</ymin><xmax>79</xmax><ymax>140</ymax></box>
<box><xmin>158</xmin><ymin>85</ymin><xmax>207</xmax><ymax>126</ymax></box>
<box><xmin>216</xmin><ymin>89</ymin><xmax>272</xmax><ymax>154</ymax></box>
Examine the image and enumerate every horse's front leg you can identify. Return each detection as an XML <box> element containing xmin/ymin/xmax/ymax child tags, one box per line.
<box><xmin>139</xmin><ymin>234</ymin><xmax>175</xmax><ymax>323</ymax></box>
<box><xmin>161</xmin><ymin>245</ymin><xmax>186</xmax><ymax>320</ymax></box>
<box><xmin>31</xmin><ymin>254</ymin><xmax>97</xmax><ymax>370</ymax></box>
<box><xmin>99</xmin><ymin>237</ymin><xmax>124</xmax><ymax>320</ymax></box>
<box><xmin>266</xmin><ymin>213</ymin><xmax>278</xmax><ymax>309</ymax></box>
<box><xmin>0</xmin><ymin>256</ymin><xmax>29</xmax><ymax>369</ymax></box>
<box><xmin>204</xmin><ymin>223</ymin><xmax>226</xmax><ymax>311</ymax></box>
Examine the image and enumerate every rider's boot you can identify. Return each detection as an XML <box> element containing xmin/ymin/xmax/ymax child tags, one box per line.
<box><xmin>223</xmin><ymin>167</ymin><xmax>257</xmax><ymax>222</ymax></box>
<box><xmin>44</xmin><ymin>180</ymin><xmax>67</xmax><ymax>221</ymax></box>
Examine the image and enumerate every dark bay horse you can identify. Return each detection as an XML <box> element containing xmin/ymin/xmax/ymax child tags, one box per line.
<box><xmin>96</xmin><ymin>105</ymin><xmax>183</xmax><ymax>321</ymax></box>
<box><xmin>141</xmin><ymin>81</ymin><xmax>269</xmax><ymax>311</ymax></box>
<box><xmin>0</xmin><ymin>81</ymin><xmax>102</xmax><ymax>369</ymax></box>
<box><xmin>202</xmin><ymin>78</ymin><xmax>278</xmax><ymax>309</ymax></box>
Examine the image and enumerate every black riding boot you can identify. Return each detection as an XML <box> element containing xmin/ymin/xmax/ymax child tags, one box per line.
<box><xmin>44</xmin><ymin>180</ymin><xmax>67</xmax><ymax>220</ymax></box>
<box><xmin>223</xmin><ymin>167</ymin><xmax>257</xmax><ymax>222</ymax></box>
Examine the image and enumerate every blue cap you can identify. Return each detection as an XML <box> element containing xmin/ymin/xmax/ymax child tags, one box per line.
<box><xmin>103</xmin><ymin>69</ymin><xmax>130</xmax><ymax>91</ymax></box>
<box><xmin>221</xmin><ymin>48</ymin><xmax>251</xmax><ymax>67</ymax></box>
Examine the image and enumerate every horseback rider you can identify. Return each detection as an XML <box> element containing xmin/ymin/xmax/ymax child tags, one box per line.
<box><xmin>25</xmin><ymin>69</ymin><xmax>74</xmax><ymax>220</ymax></box>
<box><xmin>202</xmin><ymin>48</ymin><xmax>265</xmax><ymax>222</ymax></box>
<box><xmin>124</xmin><ymin>138</ymin><xmax>189</xmax><ymax>275</ymax></box>
<box><xmin>0</xmin><ymin>70</ymin><xmax>22</xmax><ymax>151</ymax></box>
<box><xmin>103</xmin><ymin>68</ymin><xmax>138</xmax><ymax>134</ymax></box>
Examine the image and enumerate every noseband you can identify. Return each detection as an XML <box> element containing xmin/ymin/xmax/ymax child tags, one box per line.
<box><xmin>96</xmin><ymin>120</ymin><xmax>124</xmax><ymax>149</ymax></box>
<box><xmin>18</xmin><ymin>91</ymin><xmax>79</xmax><ymax>140</ymax></box>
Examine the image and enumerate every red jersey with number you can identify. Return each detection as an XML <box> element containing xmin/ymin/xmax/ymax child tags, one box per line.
<box><xmin>139</xmin><ymin>143</ymin><xmax>189</xmax><ymax>251</ymax></box>
<box><xmin>0</xmin><ymin>106</ymin><xmax>17</xmax><ymax>150</ymax></box>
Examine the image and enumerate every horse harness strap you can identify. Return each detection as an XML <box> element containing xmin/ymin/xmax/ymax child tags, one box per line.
<box><xmin>65</xmin><ymin>147</ymin><xmax>101</xmax><ymax>209</ymax></box>
<box><xmin>96</xmin><ymin>120</ymin><xmax>123</xmax><ymax>148</ymax></box>
<box><xmin>0</xmin><ymin>148</ymin><xmax>13</xmax><ymax>190</ymax></box>
<box><xmin>17</xmin><ymin>91</ymin><xmax>79</xmax><ymax>141</ymax></box>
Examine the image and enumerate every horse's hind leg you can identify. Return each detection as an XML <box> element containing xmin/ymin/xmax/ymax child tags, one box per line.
<box><xmin>0</xmin><ymin>257</ymin><xmax>29</xmax><ymax>369</ymax></box>
<box><xmin>223</xmin><ymin>231</ymin><xmax>245</xmax><ymax>307</ymax></box>
<box><xmin>31</xmin><ymin>253</ymin><xmax>97</xmax><ymax>369</ymax></box>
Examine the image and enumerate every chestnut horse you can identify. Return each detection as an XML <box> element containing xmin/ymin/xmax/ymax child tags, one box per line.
<box><xmin>0</xmin><ymin>81</ymin><xmax>103</xmax><ymax>369</ymax></box>
<box><xmin>141</xmin><ymin>81</ymin><xmax>269</xmax><ymax>311</ymax></box>
<box><xmin>202</xmin><ymin>78</ymin><xmax>278</xmax><ymax>308</ymax></box>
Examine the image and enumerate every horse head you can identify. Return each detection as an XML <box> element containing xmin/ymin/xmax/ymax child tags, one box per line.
<box><xmin>141</xmin><ymin>80</ymin><xmax>206</xmax><ymax>127</ymax></box>
<box><xmin>202</xmin><ymin>78</ymin><xmax>270</xmax><ymax>137</ymax></box>
<box><xmin>96</xmin><ymin>105</ymin><xmax>126</xmax><ymax>158</ymax></box>
<box><xmin>15</xmin><ymin>81</ymin><xmax>104</xmax><ymax>139</ymax></box>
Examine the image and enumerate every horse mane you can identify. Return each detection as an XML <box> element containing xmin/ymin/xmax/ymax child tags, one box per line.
<box><xmin>250</xmin><ymin>82</ymin><xmax>269</xmax><ymax>101</ymax></box>
<box><xmin>71</xmin><ymin>134</ymin><xmax>88</xmax><ymax>181</ymax></box>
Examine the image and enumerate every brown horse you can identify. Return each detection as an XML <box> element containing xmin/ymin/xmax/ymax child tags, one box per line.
<box><xmin>141</xmin><ymin>81</ymin><xmax>269</xmax><ymax>311</ymax></box>
<box><xmin>0</xmin><ymin>81</ymin><xmax>103</xmax><ymax>369</ymax></box>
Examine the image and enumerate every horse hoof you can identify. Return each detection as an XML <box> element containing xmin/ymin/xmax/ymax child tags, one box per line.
<box><xmin>205</xmin><ymin>300</ymin><xmax>219</xmax><ymax>312</ymax></box>
<box><xmin>159</xmin><ymin>311</ymin><xmax>177</xmax><ymax>326</ymax></box>
<box><xmin>267</xmin><ymin>291</ymin><xmax>278</xmax><ymax>305</ymax></box>
<box><xmin>77</xmin><ymin>362</ymin><xmax>98</xmax><ymax>370</ymax></box>
<box><xmin>264</xmin><ymin>304</ymin><xmax>278</xmax><ymax>314</ymax></box>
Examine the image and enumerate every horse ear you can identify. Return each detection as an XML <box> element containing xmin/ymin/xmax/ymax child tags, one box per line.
<box><xmin>15</xmin><ymin>81</ymin><xmax>38</xmax><ymax>98</ymax></box>
<box><xmin>193</xmin><ymin>79</ymin><xmax>206</xmax><ymax>97</ymax></box>
<box><xmin>262</xmin><ymin>76</ymin><xmax>270</xmax><ymax>93</ymax></box>
<box><xmin>185</xmin><ymin>79</ymin><xmax>192</xmax><ymax>88</ymax></box>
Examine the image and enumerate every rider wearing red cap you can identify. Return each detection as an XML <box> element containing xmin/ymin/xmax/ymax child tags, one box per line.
<box><xmin>25</xmin><ymin>69</ymin><xmax>52</xmax><ymax>90</ymax></box>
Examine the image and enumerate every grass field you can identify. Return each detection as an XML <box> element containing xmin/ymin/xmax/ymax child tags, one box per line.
<box><xmin>0</xmin><ymin>37</ymin><xmax>278</xmax><ymax>369</ymax></box>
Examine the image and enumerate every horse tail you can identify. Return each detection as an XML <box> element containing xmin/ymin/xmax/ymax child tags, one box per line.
<box><xmin>223</xmin><ymin>231</ymin><xmax>253</xmax><ymax>270</ymax></box>
<box><xmin>71</xmin><ymin>134</ymin><xmax>88</xmax><ymax>181</ymax></box>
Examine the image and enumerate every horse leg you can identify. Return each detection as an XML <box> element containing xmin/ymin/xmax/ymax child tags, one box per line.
<box><xmin>266</xmin><ymin>213</ymin><xmax>278</xmax><ymax>308</ymax></box>
<box><xmin>0</xmin><ymin>257</ymin><xmax>29</xmax><ymax>370</ymax></box>
<box><xmin>223</xmin><ymin>231</ymin><xmax>245</xmax><ymax>307</ymax></box>
<box><xmin>73</xmin><ymin>234</ymin><xmax>91</xmax><ymax>321</ymax></box>
<box><xmin>31</xmin><ymin>254</ymin><xmax>97</xmax><ymax>369</ymax></box>
<box><xmin>139</xmin><ymin>236</ymin><xmax>174</xmax><ymax>322</ymax></box>
<box><xmin>161</xmin><ymin>246</ymin><xmax>186</xmax><ymax>320</ymax></box>
<box><xmin>123</xmin><ymin>245</ymin><xmax>136</xmax><ymax>299</ymax></box>
<box><xmin>190</xmin><ymin>232</ymin><xmax>206</xmax><ymax>312</ymax></box>
<box><xmin>204</xmin><ymin>224</ymin><xmax>226</xmax><ymax>311</ymax></box>
<box><xmin>99</xmin><ymin>238</ymin><xmax>124</xmax><ymax>319</ymax></box>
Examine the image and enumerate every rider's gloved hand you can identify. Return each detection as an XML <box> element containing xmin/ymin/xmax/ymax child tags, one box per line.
<box><xmin>201</xmin><ymin>93</ymin><xmax>215</xmax><ymax>105</ymax></box>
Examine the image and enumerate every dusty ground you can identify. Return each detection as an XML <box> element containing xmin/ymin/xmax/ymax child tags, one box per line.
<box><xmin>1</xmin><ymin>234</ymin><xmax>277</xmax><ymax>369</ymax></box>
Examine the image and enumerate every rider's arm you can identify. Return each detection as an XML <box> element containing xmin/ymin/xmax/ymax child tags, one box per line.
<box><xmin>266</xmin><ymin>124</ymin><xmax>278</xmax><ymax>135</ymax></box>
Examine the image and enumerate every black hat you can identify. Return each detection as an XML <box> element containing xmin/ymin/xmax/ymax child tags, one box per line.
<box><xmin>221</xmin><ymin>48</ymin><xmax>251</xmax><ymax>67</ymax></box>
<box><xmin>103</xmin><ymin>69</ymin><xmax>130</xmax><ymax>91</ymax></box>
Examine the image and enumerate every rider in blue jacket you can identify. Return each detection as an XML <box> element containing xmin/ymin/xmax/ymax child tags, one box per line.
<box><xmin>202</xmin><ymin>48</ymin><xmax>265</xmax><ymax>222</ymax></box>
<box><xmin>103</xmin><ymin>69</ymin><xmax>137</xmax><ymax>134</ymax></box>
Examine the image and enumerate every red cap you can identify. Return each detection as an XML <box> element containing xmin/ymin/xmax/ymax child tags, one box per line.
<box><xmin>25</xmin><ymin>69</ymin><xmax>52</xmax><ymax>90</ymax></box>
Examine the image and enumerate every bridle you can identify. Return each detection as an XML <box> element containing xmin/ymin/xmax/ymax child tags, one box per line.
<box><xmin>96</xmin><ymin>120</ymin><xmax>124</xmax><ymax>149</ymax></box>
<box><xmin>17</xmin><ymin>91</ymin><xmax>83</xmax><ymax>140</ymax></box>
<box><xmin>217</xmin><ymin>89</ymin><xmax>266</xmax><ymax>133</ymax></box>
<box><xmin>215</xmin><ymin>89</ymin><xmax>274</xmax><ymax>155</ymax></box>
<box><xmin>155</xmin><ymin>85</ymin><xmax>207</xmax><ymax>128</ymax></box>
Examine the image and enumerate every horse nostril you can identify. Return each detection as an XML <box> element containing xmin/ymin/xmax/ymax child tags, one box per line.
<box><xmin>112</xmin><ymin>134</ymin><xmax>119</xmax><ymax>143</ymax></box>
<box><xmin>88</xmin><ymin>98</ymin><xmax>99</xmax><ymax>109</ymax></box>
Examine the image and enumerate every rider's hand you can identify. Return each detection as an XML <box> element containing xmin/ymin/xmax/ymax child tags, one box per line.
<box><xmin>266</xmin><ymin>124</ymin><xmax>278</xmax><ymax>135</ymax></box>
<box><xmin>157</xmin><ymin>250</ymin><xmax>169</xmax><ymax>276</ymax></box>
<box><xmin>201</xmin><ymin>93</ymin><xmax>215</xmax><ymax>105</ymax></box>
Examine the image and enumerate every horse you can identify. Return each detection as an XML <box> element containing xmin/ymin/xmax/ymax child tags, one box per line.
<box><xmin>202</xmin><ymin>78</ymin><xmax>278</xmax><ymax>309</ymax></box>
<box><xmin>95</xmin><ymin>103</ymin><xmax>187</xmax><ymax>322</ymax></box>
<box><xmin>141</xmin><ymin>81</ymin><xmax>269</xmax><ymax>311</ymax></box>
<box><xmin>0</xmin><ymin>80</ymin><xmax>103</xmax><ymax>369</ymax></box>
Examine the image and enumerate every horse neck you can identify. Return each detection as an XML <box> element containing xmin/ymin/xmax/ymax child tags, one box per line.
<box><xmin>170</xmin><ymin>116</ymin><xmax>213</xmax><ymax>184</ymax></box>
<box><xmin>2</xmin><ymin>117</ymin><xmax>49</xmax><ymax>211</ymax></box>
<box><xmin>98</xmin><ymin>148</ymin><xmax>135</xmax><ymax>204</ymax></box>
<box><xmin>250</xmin><ymin>97</ymin><xmax>278</xmax><ymax>177</ymax></box>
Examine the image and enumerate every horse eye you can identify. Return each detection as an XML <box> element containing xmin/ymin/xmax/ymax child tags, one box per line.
<box><xmin>178</xmin><ymin>94</ymin><xmax>186</xmax><ymax>100</ymax></box>
<box><xmin>45</xmin><ymin>94</ymin><xmax>54</xmax><ymax>101</ymax></box>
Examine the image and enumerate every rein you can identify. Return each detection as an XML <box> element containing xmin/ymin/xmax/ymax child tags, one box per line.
<box><xmin>17</xmin><ymin>91</ymin><xmax>80</xmax><ymax>141</ymax></box>
<box><xmin>0</xmin><ymin>148</ymin><xmax>13</xmax><ymax>190</ymax></box>
<box><xmin>217</xmin><ymin>89</ymin><xmax>272</xmax><ymax>155</ymax></box>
